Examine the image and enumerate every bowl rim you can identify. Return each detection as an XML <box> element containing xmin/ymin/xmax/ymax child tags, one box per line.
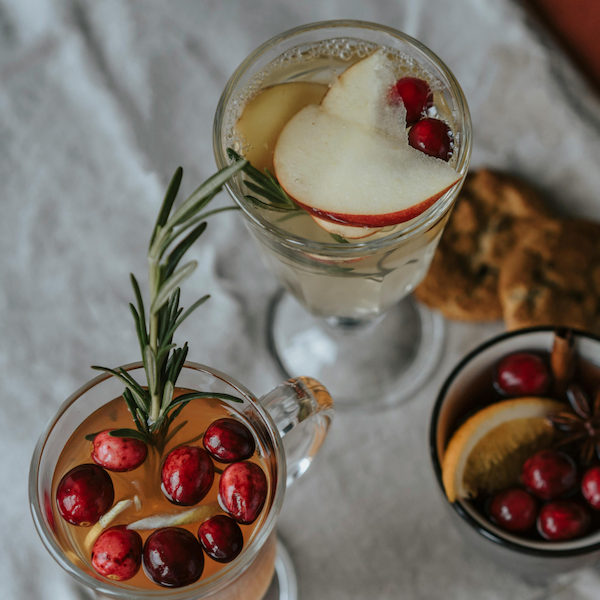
<box><xmin>429</xmin><ymin>325</ymin><xmax>600</xmax><ymax>558</ymax></box>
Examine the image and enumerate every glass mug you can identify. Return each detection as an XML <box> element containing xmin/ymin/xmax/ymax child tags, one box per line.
<box><xmin>29</xmin><ymin>362</ymin><xmax>333</xmax><ymax>599</ymax></box>
<box><xmin>213</xmin><ymin>20</ymin><xmax>472</xmax><ymax>410</ymax></box>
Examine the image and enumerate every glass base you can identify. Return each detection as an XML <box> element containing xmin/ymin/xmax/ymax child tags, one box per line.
<box><xmin>267</xmin><ymin>290</ymin><xmax>445</xmax><ymax>411</ymax></box>
<box><xmin>264</xmin><ymin>539</ymin><xmax>298</xmax><ymax>600</ymax></box>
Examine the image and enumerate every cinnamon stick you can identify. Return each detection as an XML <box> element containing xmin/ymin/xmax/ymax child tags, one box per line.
<box><xmin>551</xmin><ymin>328</ymin><xmax>576</xmax><ymax>396</ymax></box>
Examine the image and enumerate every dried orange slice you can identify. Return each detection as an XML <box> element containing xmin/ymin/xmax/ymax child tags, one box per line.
<box><xmin>442</xmin><ymin>398</ymin><xmax>566</xmax><ymax>502</ymax></box>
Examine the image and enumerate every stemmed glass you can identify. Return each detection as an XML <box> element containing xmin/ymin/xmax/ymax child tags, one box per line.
<box><xmin>214</xmin><ymin>20</ymin><xmax>472</xmax><ymax>410</ymax></box>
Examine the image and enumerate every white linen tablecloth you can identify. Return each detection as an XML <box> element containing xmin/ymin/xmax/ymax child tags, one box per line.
<box><xmin>2</xmin><ymin>1</ymin><xmax>600</xmax><ymax>598</ymax></box>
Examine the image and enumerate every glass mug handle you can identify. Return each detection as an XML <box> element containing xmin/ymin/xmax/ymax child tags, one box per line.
<box><xmin>260</xmin><ymin>377</ymin><xmax>334</xmax><ymax>486</ymax></box>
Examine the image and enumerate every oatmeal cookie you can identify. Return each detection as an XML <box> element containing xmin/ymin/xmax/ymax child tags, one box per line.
<box><xmin>499</xmin><ymin>218</ymin><xmax>600</xmax><ymax>334</ymax></box>
<box><xmin>415</xmin><ymin>169</ymin><xmax>551</xmax><ymax>321</ymax></box>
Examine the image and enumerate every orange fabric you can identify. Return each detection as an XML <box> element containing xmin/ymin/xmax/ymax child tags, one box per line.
<box><xmin>528</xmin><ymin>0</ymin><xmax>600</xmax><ymax>91</ymax></box>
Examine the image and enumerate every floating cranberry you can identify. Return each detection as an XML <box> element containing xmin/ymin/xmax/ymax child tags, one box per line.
<box><xmin>204</xmin><ymin>419</ymin><xmax>255</xmax><ymax>463</ymax></box>
<box><xmin>582</xmin><ymin>466</ymin><xmax>600</xmax><ymax>509</ymax></box>
<box><xmin>91</xmin><ymin>430</ymin><xmax>148</xmax><ymax>472</ymax></box>
<box><xmin>408</xmin><ymin>118</ymin><xmax>452</xmax><ymax>161</ymax></box>
<box><xmin>522</xmin><ymin>450</ymin><xmax>578</xmax><ymax>501</ymax></box>
<box><xmin>488</xmin><ymin>488</ymin><xmax>537</xmax><ymax>532</ymax></box>
<box><xmin>495</xmin><ymin>353</ymin><xmax>551</xmax><ymax>396</ymax></box>
<box><xmin>537</xmin><ymin>501</ymin><xmax>591</xmax><ymax>541</ymax></box>
<box><xmin>198</xmin><ymin>515</ymin><xmax>244</xmax><ymax>563</ymax></box>
<box><xmin>389</xmin><ymin>77</ymin><xmax>433</xmax><ymax>125</ymax></box>
<box><xmin>56</xmin><ymin>464</ymin><xmax>114</xmax><ymax>526</ymax></box>
<box><xmin>143</xmin><ymin>528</ymin><xmax>204</xmax><ymax>588</ymax></box>
<box><xmin>161</xmin><ymin>445</ymin><xmax>214</xmax><ymax>506</ymax></box>
<box><xmin>219</xmin><ymin>461</ymin><xmax>268</xmax><ymax>524</ymax></box>
<box><xmin>92</xmin><ymin>525</ymin><xmax>142</xmax><ymax>581</ymax></box>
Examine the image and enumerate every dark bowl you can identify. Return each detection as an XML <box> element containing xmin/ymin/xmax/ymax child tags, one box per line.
<box><xmin>429</xmin><ymin>327</ymin><xmax>600</xmax><ymax>577</ymax></box>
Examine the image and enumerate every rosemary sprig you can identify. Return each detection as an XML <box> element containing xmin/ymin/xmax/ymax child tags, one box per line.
<box><xmin>227</xmin><ymin>148</ymin><xmax>298</xmax><ymax>212</ymax></box>
<box><xmin>227</xmin><ymin>148</ymin><xmax>350</xmax><ymax>244</ymax></box>
<box><xmin>93</xmin><ymin>163</ymin><xmax>247</xmax><ymax>447</ymax></box>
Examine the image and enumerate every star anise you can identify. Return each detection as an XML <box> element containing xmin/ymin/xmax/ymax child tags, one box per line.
<box><xmin>547</xmin><ymin>384</ymin><xmax>600</xmax><ymax>465</ymax></box>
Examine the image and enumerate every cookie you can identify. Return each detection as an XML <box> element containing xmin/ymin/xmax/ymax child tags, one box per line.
<box><xmin>415</xmin><ymin>169</ymin><xmax>551</xmax><ymax>321</ymax></box>
<box><xmin>499</xmin><ymin>218</ymin><xmax>600</xmax><ymax>334</ymax></box>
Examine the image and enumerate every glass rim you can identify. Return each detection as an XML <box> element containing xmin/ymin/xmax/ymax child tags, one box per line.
<box><xmin>29</xmin><ymin>361</ymin><xmax>287</xmax><ymax>599</ymax></box>
<box><xmin>428</xmin><ymin>326</ymin><xmax>600</xmax><ymax>558</ymax></box>
<box><xmin>213</xmin><ymin>19</ymin><xmax>473</xmax><ymax>253</ymax></box>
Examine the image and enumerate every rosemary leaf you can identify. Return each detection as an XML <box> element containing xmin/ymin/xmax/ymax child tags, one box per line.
<box><xmin>157</xmin><ymin>303</ymin><xmax>170</xmax><ymax>344</ymax></box>
<box><xmin>244</xmin><ymin>181</ymin><xmax>290</xmax><ymax>206</ymax></box>
<box><xmin>167</xmin><ymin>401</ymin><xmax>189</xmax><ymax>423</ymax></box>
<box><xmin>163</xmin><ymin>295</ymin><xmax>210</xmax><ymax>342</ymax></box>
<box><xmin>109</xmin><ymin>429</ymin><xmax>151</xmax><ymax>443</ymax></box>
<box><xmin>92</xmin><ymin>366</ymin><xmax>149</xmax><ymax>411</ymax></box>
<box><xmin>136</xmin><ymin>409</ymin><xmax>150</xmax><ymax>434</ymax></box>
<box><xmin>244</xmin><ymin>195</ymin><xmax>293</xmax><ymax>212</ymax></box>
<box><xmin>129</xmin><ymin>303</ymin><xmax>145</xmax><ymax>355</ymax></box>
<box><xmin>170</xmin><ymin>343</ymin><xmax>189</xmax><ymax>385</ymax></box>
<box><xmin>330</xmin><ymin>233</ymin><xmax>349</xmax><ymax>244</ymax></box>
<box><xmin>161</xmin><ymin>381</ymin><xmax>174</xmax><ymax>414</ymax></box>
<box><xmin>116</xmin><ymin>368</ymin><xmax>148</xmax><ymax>401</ymax></box>
<box><xmin>123</xmin><ymin>389</ymin><xmax>144</xmax><ymax>433</ymax></box>
<box><xmin>143</xmin><ymin>346</ymin><xmax>157</xmax><ymax>396</ymax></box>
<box><xmin>160</xmin><ymin>189</ymin><xmax>220</xmax><ymax>253</ymax></box>
<box><xmin>130</xmin><ymin>274</ymin><xmax>148</xmax><ymax>345</ymax></box>
<box><xmin>167</xmin><ymin>391</ymin><xmax>244</xmax><ymax>410</ymax></box>
<box><xmin>182</xmin><ymin>205</ymin><xmax>240</xmax><ymax>228</ymax></box>
<box><xmin>227</xmin><ymin>148</ymin><xmax>295</xmax><ymax>209</ymax></box>
<box><xmin>164</xmin><ymin>222</ymin><xmax>207</xmax><ymax>280</ymax></box>
<box><xmin>150</xmin><ymin>262</ymin><xmax>197</xmax><ymax>315</ymax></box>
<box><xmin>157</xmin><ymin>343</ymin><xmax>176</xmax><ymax>365</ymax></box>
<box><xmin>149</xmin><ymin>167</ymin><xmax>183</xmax><ymax>250</ymax></box>
<box><xmin>167</xmin><ymin>161</ymin><xmax>246</xmax><ymax>229</ymax></box>
<box><xmin>163</xmin><ymin>420</ymin><xmax>188</xmax><ymax>446</ymax></box>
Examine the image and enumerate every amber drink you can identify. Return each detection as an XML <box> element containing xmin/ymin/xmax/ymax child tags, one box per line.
<box><xmin>31</xmin><ymin>363</ymin><xmax>333</xmax><ymax>600</ymax></box>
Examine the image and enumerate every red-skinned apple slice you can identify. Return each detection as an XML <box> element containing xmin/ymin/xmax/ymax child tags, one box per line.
<box><xmin>311</xmin><ymin>216</ymin><xmax>380</xmax><ymax>240</ymax></box>
<box><xmin>272</xmin><ymin>51</ymin><xmax>460</xmax><ymax>230</ymax></box>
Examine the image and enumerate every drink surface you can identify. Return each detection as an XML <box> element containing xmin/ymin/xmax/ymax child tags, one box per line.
<box><xmin>52</xmin><ymin>392</ymin><xmax>273</xmax><ymax>591</ymax></box>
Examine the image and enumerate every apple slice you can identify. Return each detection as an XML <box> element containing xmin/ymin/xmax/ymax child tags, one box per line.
<box><xmin>321</xmin><ymin>49</ymin><xmax>405</xmax><ymax>137</ymax></box>
<box><xmin>274</xmin><ymin>105</ymin><xmax>459</xmax><ymax>227</ymax></box>
<box><xmin>311</xmin><ymin>216</ymin><xmax>380</xmax><ymax>240</ymax></box>
<box><xmin>272</xmin><ymin>50</ymin><xmax>460</xmax><ymax>229</ymax></box>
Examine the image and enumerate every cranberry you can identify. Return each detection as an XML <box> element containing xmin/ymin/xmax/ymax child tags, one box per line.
<box><xmin>161</xmin><ymin>446</ymin><xmax>214</xmax><ymax>506</ymax></box>
<box><xmin>389</xmin><ymin>77</ymin><xmax>433</xmax><ymax>125</ymax></box>
<box><xmin>582</xmin><ymin>466</ymin><xmax>600</xmax><ymax>509</ymax></box>
<box><xmin>92</xmin><ymin>525</ymin><xmax>142</xmax><ymax>581</ymax></box>
<box><xmin>408</xmin><ymin>118</ymin><xmax>453</xmax><ymax>161</ymax></box>
<box><xmin>537</xmin><ymin>501</ymin><xmax>591</xmax><ymax>541</ymax></box>
<box><xmin>56</xmin><ymin>464</ymin><xmax>114</xmax><ymax>526</ymax></box>
<box><xmin>143</xmin><ymin>527</ymin><xmax>204</xmax><ymax>588</ymax></box>
<box><xmin>522</xmin><ymin>450</ymin><xmax>578</xmax><ymax>500</ymax></box>
<box><xmin>204</xmin><ymin>419</ymin><xmax>255</xmax><ymax>463</ymax></box>
<box><xmin>495</xmin><ymin>353</ymin><xmax>551</xmax><ymax>396</ymax></box>
<box><xmin>488</xmin><ymin>488</ymin><xmax>537</xmax><ymax>532</ymax></box>
<box><xmin>91</xmin><ymin>430</ymin><xmax>148</xmax><ymax>472</ymax></box>
<box><xmin>198</xmin><ymin>515</ymin><xmax>244</xmax><ymax>563</ymax></box>
<box><xmin>219</xmin><ymin>461</ymin><xmax>268</xmax><ymax>524</ymax></box>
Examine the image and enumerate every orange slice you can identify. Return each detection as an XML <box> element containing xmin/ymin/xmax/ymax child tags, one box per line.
<box><xmin>442</xmin><ymin>398</ymin><xmax>566</xmax><ymax>502</ymax></box>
